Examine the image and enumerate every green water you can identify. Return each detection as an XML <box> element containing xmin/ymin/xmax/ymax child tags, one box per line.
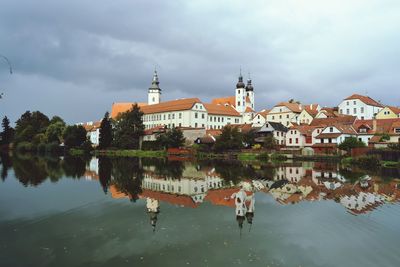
<box><xmin>1</xmin><ymin>155</ymin><xmax>400</xmax><ymax>267</ymax></box>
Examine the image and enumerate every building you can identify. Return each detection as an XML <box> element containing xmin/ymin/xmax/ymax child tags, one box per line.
<box><xmin>338</xmin><ymin>94</ymin><xmax>383</xmax><ymax>120</ymax></box>
<box><xmin>297</xmin><ymin>104</ymin><xmax>321</xmax><ymax>125</ymax></box>
<box><xmin>375</xmin><ymin>106</ymin><xmax>400</xmax><ymax>120</ymax></box>
<box><xmin>266</xmin><ymin>102</ymin><xmax>303</xmax><ymax>127</ymax></box>
<box><xmin>256</xmin><ymin>121</ymin><xmax>288</xmax><ymax>145</ymax></box>
<box><xmin>81</xmin><ymin>121</ymin><xmax>101</xmax><ymax>146</ymax></box>
<box><xmin>251</xmin><ymin>109</ymin><xmax>270</xmax><ymax>127</ymax></box>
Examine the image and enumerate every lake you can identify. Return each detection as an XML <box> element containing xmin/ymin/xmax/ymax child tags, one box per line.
<box><xmin>1</xmin><ymin>154</ymin><xmax>400</xmax><ymax>267</ymax></box>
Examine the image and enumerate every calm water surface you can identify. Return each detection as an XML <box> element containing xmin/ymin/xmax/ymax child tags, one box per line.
<box><xmin>1</xmin><ymin>154</ymin><xmax>400</xmax><ymax>267</ymax></box>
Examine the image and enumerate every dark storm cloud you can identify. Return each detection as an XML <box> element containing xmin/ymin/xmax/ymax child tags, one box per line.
<box><xmin>1</xmin><ymin>0</ymin><xmax>400</xmax><ymax>124</ymax></box>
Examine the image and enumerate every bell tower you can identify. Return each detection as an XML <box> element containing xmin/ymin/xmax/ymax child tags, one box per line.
<box><xmin>148</xmin><ymin>70</ymin><xmax>161</xmax><ymax>105</ymax></box>
<box><xmin>235</xmin><ymin>70</ymin><xmax>246</xmax><ymax>113</ymax></box>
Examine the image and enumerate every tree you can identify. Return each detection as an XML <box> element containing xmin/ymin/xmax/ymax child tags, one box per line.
<box><xmin>113</xmin><ymin>104</ymin><xmax>144</xmax><ymax>149</ymax></box>
<box><xmin>63</xmin><ymin>125</ymin><xmax>87</xmax><ymax>148</ymax></box>
<box><xmin>214</xmin><ymin>125</ymin><xmax>243</xmax><ymax>152</ymax></box>
<box><xmin>14</xmin><ymin>111</ymin><xmax>50</xmax><ymax>144</ymax></box>
<box><xmin>263</xmin><ymin>134</ymin><xmax>277</xmax><ymax>150</ymax></box>
<box><xmin>1</xmin><ymin>116</ymin><xmax>14</xmax><ymax>145</ymax></box>
<box><xmin>99</xmin><ymin>112</ymin><xmax>113</xmax><ymax>149</ymax></box>
<box><xmin>45</xmin><ymin>121</ymin><xmax>66</xmax><ymax>144</ymax></box>
<box><xmin>338</xmin><ymin>137</ymin><xmax>366</xmax><ymax>152</ymax></box>
<box><xmin>242</xmin><ymin>128</ymin><xmax>257</xmax><ymax>148</ymax></box>
<box><xmin>157</xmin><ymin>127</ymin><xmax>186</xmax><ymax>149</ymax></box>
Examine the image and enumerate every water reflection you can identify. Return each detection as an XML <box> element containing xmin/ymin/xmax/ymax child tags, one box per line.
<box><xmin>1</xmin><ymin>154</ymin><xmax>400</xmax><ymax>219</ymax></box>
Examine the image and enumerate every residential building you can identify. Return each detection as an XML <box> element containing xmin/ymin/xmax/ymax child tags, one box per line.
<box><xmin>297</xmin><ymin>104</ymin><xmax>321</xmax><ymax>125</ymax></box>
<box><xmin>375</xmin><ymin>106</ymin><xmax>400</xmax><ymax>119</ymax></box>
<box><xmin>266</xmin><ymin>102</ymin><xmax>303</xmax><ymax>127</ymax></box>
<box><xmin>256</xmin><ymin>121</ymin><xmax>288</xmax><ymax>145</ymax></box>
<box><xmin>251</xmin><ymin>109</ymin><xmax>270</xmax><ymax>127</ymax></box>
<box><xmin>338</xmin><ymin>94</ymin><xmax>383</xmax><ymax>120</ymax></box>
<box><xmin>81</xmin><ymin>121</ymin><xmax>101</xmax><ymax>146</ymax></box>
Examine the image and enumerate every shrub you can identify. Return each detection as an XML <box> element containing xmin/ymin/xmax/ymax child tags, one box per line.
<box><xmin>252</xmin><ymin>144</ymin><xmax>262</xmax><ymax>150</ymax></box>
<box><xmin>256</xmin><ymin>152</ymin><xmax>269</xmax><ymax>161</ymax></box>
<box><xmin>270</xmin><ymin>153</ymin><xmax>288</xmax><ymax>161</ymax></box>
<box><xmin>16</xmin><ymin>142</ymin><xmax>35</xmax><ymax>153</ymax></box>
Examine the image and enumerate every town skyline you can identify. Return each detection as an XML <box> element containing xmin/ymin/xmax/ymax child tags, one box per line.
<box><xmin>1</xmin><ymin>0</ymin><xmax>400</xmax><ymax>124</ymax></box>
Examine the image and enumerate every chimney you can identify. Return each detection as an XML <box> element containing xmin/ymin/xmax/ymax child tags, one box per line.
<box><xmin>372</xmin><ymin>119</ymin><xmax>377</xmax><ymax>132</ymax></box>
<box><xmin>310</xmin><ymin>104</ymin><xmax>313</xmax><ymax>110</ymax></box>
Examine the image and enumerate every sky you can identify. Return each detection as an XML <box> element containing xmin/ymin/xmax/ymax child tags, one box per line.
<box><xmin>1</xmin><ymin>0</ymin><xmax>400</xmax><ymax>124</ymax></box>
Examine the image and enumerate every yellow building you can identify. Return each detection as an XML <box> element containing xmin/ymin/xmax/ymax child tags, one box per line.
<box><xmin>376</xmin><ymin>106</ymin><xmax>400</xmax><ymax>119</ymax></box>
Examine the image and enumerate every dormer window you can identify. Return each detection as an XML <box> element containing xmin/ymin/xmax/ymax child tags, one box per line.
<box><xmin>395</xmin><ymin>128</ymin><xmax>400</xmax><ymax>134</ymax></box>
<box><xmin>329</xmin><ymin>127</ymin><xmax>333</xmax><ymax>133</ymax></box>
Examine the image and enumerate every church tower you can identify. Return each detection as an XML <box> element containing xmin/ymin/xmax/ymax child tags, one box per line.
<box><xmin>148</xmin><ymin>70</ymin><xmax>161</xmax><ymax>105</ymax></box>
<box><xmin>245</xmin><ymin>76</ymin><xmax>255</xmax><ymax>110</ymax></box>
<box><xmin>235</xmin><ymin>71</ymin><xmax>246</xmax><ymax>113</ymax></box>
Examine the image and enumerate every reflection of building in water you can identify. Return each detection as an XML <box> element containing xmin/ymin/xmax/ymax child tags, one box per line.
<box><xmin>84</xmin><ymin>158</ymin><xmax>99</xmax><ymax>180</ymax></box>
<box><xmin>146</xmin><ymin>198</ymin><xmax>160</xmax><ymax>232</ymax></box>
<box><xmin>141</xmin><ymin>168</ymin><xmax>224</xmax><ymax>204</ymax></box>
<box><xmin>231</xmin><ymin>189</ymin><xmax>256</xmax><ymax>233</ymax></box>
<box><xmin>340</xmin><ymin>192</ymin><xmax>384</xmax><ymax>214</ymax></box>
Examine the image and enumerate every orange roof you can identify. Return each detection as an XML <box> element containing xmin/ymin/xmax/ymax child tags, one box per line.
<box><xmin>387</xmin><ymin>106</ymin><xmax>400</xmax><ymax>115</ymax></box>
<box><xmin>318</xmin><ymin>107</ymin><xmax>340</xmax><ymax>118</ymax></box>
<box><xmin>140</xmin><ymin>189</ymin><xmax>198</xmax><ymax>208</ymax></box>
<box><xmin>245</xmin><ymin>106</ymin><xmax>255</xmax><ymax>113</ymax></box>
<box><xmin>140</xmin><ymin>98</ymin><xmax>201</xmax><ymax>114</ymax></box>
<box><xmin>344</xmin><ymin>94</ymin><xmax>383</xmax><ymax>107</ymax></box>
<box><xmin>290</xmin><ymin>125</ymin><xmax>318</xmax><ymax>136</ymax></box>
<box><xmin>204</xmin><ymin>103</ymin><xmax>241</xmax><ymax>116</ymax></box>
<box><xmin>144</xmin><ymin>125</ymin><xmax>166</xmax><ymax>135</ymax></box>
<box><xmin>211</xmin><ymin>96</ymin><xmax>236</xmax><ymax>107</ymax></box>
<box><xmin>256</xmin><ymin>109</ymin><xmax>270</xmax><ymax>118</ymax></box>
<box><xmin>310</xmin><ymin>116</ymin><xmax>356</xmax><ymax>127</ymax></box>
<box><xmin>82</xmin><ymin>121</ymin><xmax>101</xmax><ymax>132</ymax></box>
<box><xmin>111</xmin><ymin>102</ymin><xmax>147</xmax><ymax>119</ymax></box>
<box><xmin>275</xmin><ymin>102</ymin><xmax>302</xmax><ymax>113</ymax></box>
<box><xmin>304</xmin><ymin>104</ymin><xmax>320</xmax><ymax>116</ymax></box>
<box><xmin>204</xmin><ymin>188</ymin><xmax>252</xmax><ymax>207</ymax></box>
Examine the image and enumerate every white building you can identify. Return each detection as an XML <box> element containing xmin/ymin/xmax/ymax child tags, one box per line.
<box><xmin>338</xmin><ymin>94</ymin><xmax>383</xmax><ymax>120</ymax></box>
<box><xmin>266</xmin><ymin>102</ymin><xmax>303</xmax><ymax>127</ymax></box>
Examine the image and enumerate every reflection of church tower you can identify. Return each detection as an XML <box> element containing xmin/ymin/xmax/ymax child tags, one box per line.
<box><xmin>245</xmin><ymin>193</ymin><xmax>255</xmax><ymax>228</ymax></box>
<box><xmin>148</xmin><ymin>70</ymin><xmax>161</xmax><ymax>105</ymax></box>
<box><xmin>146</xmin><ymin>198</ymin><xmax>160</xmax><ymax>232</ymax></box>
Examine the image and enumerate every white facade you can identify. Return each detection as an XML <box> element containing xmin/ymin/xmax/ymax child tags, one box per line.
<box><xmin>148</xmin><ymin>70</ymin><xmax>161</xmax><ymax>105</ymax></box>
<box><xmin>266</xmin><ymin>105</ymin><xmax>300</xmax><ymax>127</ymax></box>
<box><xmin>338</xmin><ymin>97</ymin><xmax>383</xmax><ymax>120</ymax></box>
<box><xmin>286</xmin><ymin>129</ymin><xmax>305</xmax><ymax>148</ymax></box>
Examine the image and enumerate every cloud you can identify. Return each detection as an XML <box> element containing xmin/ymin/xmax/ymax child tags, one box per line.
<box><xmin>1</xmin><ymin>0</ymin><xmax>400</xmax><ymax>124</ymax></box>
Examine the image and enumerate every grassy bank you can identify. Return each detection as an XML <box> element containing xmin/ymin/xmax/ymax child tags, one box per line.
<box><xmin>94</xmin><ymin>149</ymin><xmax>167</xmax><ymax>158</ymax></box>
<box><xmin>342</xmin><ymin>156</ymin><xmax>400</xmax><ymax>169</ymax></box>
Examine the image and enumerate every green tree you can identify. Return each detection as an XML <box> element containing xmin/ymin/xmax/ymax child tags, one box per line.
<box><xmin>157</xmin><ymin>127</ymin><xmax>186</xmax><ymax>149</ymax></box>
<box><xmin>63</xmin><ymin>125</ymin><xmax>87</xmax><ymax>148</ymax></box>
<box><xmin>14</xmin><ymin>111</ymin><xmax>50</xmax><ymax>144</ymax></box>
<box><xmin>263</xmin><ymin>134</ymin><xmax>277</xmax><ymax>150</ymax></box>
<box><xmin>113</xmin><ymin>104</ymin><xmax>144</xmax><ymax>149</ymax></box>
<box><xmin>99</xmin><ymin>112</ymin><xmax>113</xmax><ymax>149</ymax></box>
<box><xmin>1</xmin><ymin>116</ymin><xmax>14</xmax><ymax>145</ymax></box>
<box><xmin>242</xmin><ymin>128</ymin><xmax>257</xmax><ymax>148</ymax></box>
<box><xmin>214</xmin><ymin>125</ymin><xmax>243</xmax><ymax>152</ymax></box>
<box><xmin>338</xmin><ymin>137</ymin><xmax>366</xmax><ymax>152</ymax></box>
<box><xmin>45</xmin><ymin>121</ymin><xmax>66</xmax><ymax>144</ymax></box>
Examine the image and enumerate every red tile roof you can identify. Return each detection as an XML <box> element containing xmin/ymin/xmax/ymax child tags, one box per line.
<box><xmin>204</xmin><ymin>103</ymin><xmax>241</xmax><ymax>116</ymax></box>
<box><xmin>211</xmin><ymin>96</ymin><xmax>236</xmax><ymax>107</ymax></box>
<box><xmin>310</xmin><ymin>116</ymin><xmax>357</xmax><ymax>127</ymax></box>
<box><xmin>275</xmin><ymin>102</ymin><xmax>302</xmax><ymax>113</ymax></box>
<box><xmin>111</xmin><ymin>102</ymin><xmax>148</xmax><ymax>119</ymax></box>
<box><xmin>344</xmin><ymin>94</ymin><xmax>383</xmax><ymax>107</ymax></box>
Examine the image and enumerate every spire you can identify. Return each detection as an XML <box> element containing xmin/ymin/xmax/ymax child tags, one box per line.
<box><xmin>245</xmin><ymin>72</ymin><xmax>253</xmax><ymax>91</ymax></box>
<box><xmin>236</xmin><ymin>68</ymin><xmax>245</xmax><ymax>89</ymax></box>
<box><xmin>149</xmin><ymin>69</ymin><xmax>161</xmax><ymax>91</ymax></box>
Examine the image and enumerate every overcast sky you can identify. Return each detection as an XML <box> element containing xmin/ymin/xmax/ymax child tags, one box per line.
<box><xmin>1</xmin><ymin>0</ymin><xmax>400</xmax><ymax>124</ymax></box>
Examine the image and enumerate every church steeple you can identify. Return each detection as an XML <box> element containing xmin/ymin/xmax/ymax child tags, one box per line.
<box><xmin>236</xmin><ymin>68</ymin><xmax>245</xmax><ymax>89</ymax></box>
<box><xmin>148</xmin><ymin>69</ymin><xmax>161</xmax><ymax>105</ymax></box>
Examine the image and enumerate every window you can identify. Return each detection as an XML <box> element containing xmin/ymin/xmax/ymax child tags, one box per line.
<box><xmin>346</xmin><ymin>109</ymin><xmax>350</xmax><ymax>115</ymax></box>
<box><xmin>361</xmin><ymin>107</ymin><xmax>364</xmax><ymax>113</ymax></box>
<box><xmin>179</xmin><ymin>113</ymin><xmax>182</xmax><ymax>119</ymax></box>
<box><xmin>214</xmin><ymin>117</ymin><xmax>216</xmax><ymax>122</ymax></box>
<box><xmin>209</xmin><ymin>116</ymin><xmax>212</xmax><ymax>122</ymax></box>
<box><xmin>329</xmin><ymin>127</ymin><xmax>333</xmax><ymax>132</ymax></box>
<box><xmin>237</xmin><ymin>101</ymin><xmax>241</xmax><ymax>106</ymax></box>
<box><xmin>321</xmin><ymin>138</ymin><xmax>324</xmax><ymax>143</ymax></box>
<box><xmin>222</xmin><ymin>117</ymin><xmax>224</xmax><ymax>122</ymax></box>
<box><xmin>195</xmin><ymin>113</ymin><xmax>198</xmax><ymax>119</ymax></box>
<box><xmin>295</xmin><ymin>138</ymin><xmax>298</xmax><ymax>144</ymax></box>
<box><xmin>163</xmin><ymin>114</ymin><xmax>166</xmax><ymax>120</ymax></box>
<box><xmin>289</xmin><ymin>138</ymin><xmax>292</xmax><ymax>144</ymax></box>
<box><xmin>353</xmin><ymin>100</ymin><xmax>356</xmax><ymax>105</ymax></box>
<box><xmin>168</xmin><ymin>114</ymin><xmax>171</xmax><ymax>119</ymax></box>
<box><xmin>279</xmin><ymin>115</ymin><xmax>282</xmax><ymax>119</ymax></box>
<box><xmin>202</xmin><ymin>113</ymin><xmax>205</xmax><ymax>119</ymax></box>
<box><xmin>218</xmin><ymin>117</ymin><xmax>220</xmax><ymax>122</ymax></box>
<box><xmin>328</xmin><ymin>138</ymin><xmax>332</xmax><ymax>143</ymax></box>
<box><xmin>347</xmin><ymin>101</ymin><xmax>349</xmax><ymax>106</ymax></box>
<box><xmin>395</xmin><ymin>128</ymin><xmax>400</xmax><ymax>134</ymax></box>
<box><xmin>195</xmin><ymin>123</ymin><xmax>198</xmax><ymax>127</ymax></box>
<box><xmin>179</xmin><ymin>123</ymin><xmax>182</xmax><ymax>127</ymax></box>
<box><xmin>172</xmin><ymin>114</ymin><xmax>175</xmax><ymax>119</ymax></box>
<box><xmin>286</xmin><ymin>114</ymin><xmax>289</xmax><ymax>118</ymax></box>
<box><xmin>353</xmin><ymin>108</ymin><xmax>356</xmax><ymax>114</ymax></box>
<box><xmin>340</xmin><ymin>109</ymin><xmax>343</xmax><ymax>114</ymax></box>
